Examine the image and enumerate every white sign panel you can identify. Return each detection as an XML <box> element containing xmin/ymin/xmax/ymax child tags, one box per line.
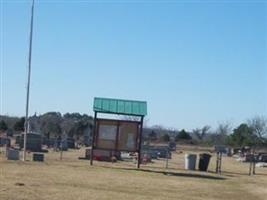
<box><xmin>98</xmin><ymin>125</ymin><xmax>117</xmax><ymax>141</ymax></box>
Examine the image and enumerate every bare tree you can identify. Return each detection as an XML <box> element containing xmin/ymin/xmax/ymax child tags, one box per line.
<box><xmin>247</xmin><ymin>116</ymin><xmax>267</xmax><ymax>141</ymax></box>
<box><xmin>193</xmin><ymin>125</ymin><xmax>211</xmax><ymax>141</ymax></box>
<box><xmin>215</xmin><ymin>122</ymin><xmax>232</xmax><ymax>145</ymax></box>
<box><xmin>192</xmin><ymin>128</ymin><xmax>201</xmax><ymax>140</ymax></box>
<box><xmin>60</xmin><ymin>118</ymin><xmax>76</xmax><ymax>136</ymax></box>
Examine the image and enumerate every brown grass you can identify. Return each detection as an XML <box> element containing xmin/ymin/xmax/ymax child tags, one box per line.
<box><xmin>0</xmin><ymin>147</ymin><xmax>266</xmax><ymax>200</ymax></box>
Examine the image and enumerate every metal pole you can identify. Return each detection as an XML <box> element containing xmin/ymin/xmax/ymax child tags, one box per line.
<box><xmin>23</xmin><ymin>0</ymin><xmax>35</xmax><ymax>161</ymax></box>
<box><xmin>219</xmin><ymin>152</ymin><xmax>222</xmax><ymax>174</ymax></box>
<box><xmin>249</xmin><ymin>149</ymin><xmax>253</xmax><ymax>176</ymax></box>
<box><xmin>60</xmin><ymin>148</ymin><xmax>63</xmax><ymax>160</ymax></box>
<box><xmin>216</xmin><ymin>152</ymin><xmax>219</xmax><ymax>173</ymax></box>
<box><xmin>137</xmin><ymin>116</ymin><xmax>144</xmax><ymax>169</ymax></box>
<box><xmin>165</xmin><ymin>150</ymin><xmax>169</xmax><ymax>169</ymax></box>
<box><xmin>252</xmin><ymin>147</ymin><xmax>256</xmax><ymax>175</ymax></box>
<box><xmin>90</xmin><ymin>112</ymin><xmax>97</xmax><ymax>166</ymax></box>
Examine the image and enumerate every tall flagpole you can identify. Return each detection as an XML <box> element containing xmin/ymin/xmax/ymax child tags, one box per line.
<box><xmin>23</xmin><ymin>0</ymin><xmax>35</xmax><ymax>161</ymax></box>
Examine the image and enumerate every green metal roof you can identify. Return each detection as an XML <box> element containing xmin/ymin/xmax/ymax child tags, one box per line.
<box><xmin>93</xmin><ymin>97</ymin><xmax>147</xmax><ymax>116</ymax></box>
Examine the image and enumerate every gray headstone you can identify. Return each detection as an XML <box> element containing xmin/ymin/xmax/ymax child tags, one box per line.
<box><xmin>7</xmin><ymin>149</ymin><xmax>20</xmax><ymax>160</ymax></box>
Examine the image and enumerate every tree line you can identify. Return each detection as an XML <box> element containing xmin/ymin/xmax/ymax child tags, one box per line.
<box><xmin>0</xmin><ymin>112</ymin><xmax>93</xmax><ymax>141</ymax></box>
<box><xmin>143</xmin><ymin>116</ymin><xmax>267</xmax><ymax>147</ymax></box>
<box><xmin>0</xmin><ymin>114</ymin><xmax>267</xmax><ymax>147</ymax></box>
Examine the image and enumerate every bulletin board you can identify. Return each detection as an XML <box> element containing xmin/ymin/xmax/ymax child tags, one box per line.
<box><xmin>95</xmin><ymin>119</ymin><xmax>140</xmax><ymax>152</ymax></box>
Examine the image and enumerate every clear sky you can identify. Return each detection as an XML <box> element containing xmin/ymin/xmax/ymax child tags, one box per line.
<box><xmin>1</xmin><ymin>0</ymin><xmax>267</xmax><ymax>130</ymax></box>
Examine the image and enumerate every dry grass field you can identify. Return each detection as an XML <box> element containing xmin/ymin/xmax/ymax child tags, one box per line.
<box><xmin>1</xmin><ymin>146</ymin><xmax>267</xmax><ymax>200</ymax></box>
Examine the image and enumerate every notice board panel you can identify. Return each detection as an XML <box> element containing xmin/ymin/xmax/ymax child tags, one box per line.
<box><xmin>96</xmin><ymin>120</ymin><xmax>117</xmax><ymax>150</ymax></box>
<box><xmin>118</xmin><ymin>122</ymin><xmax>139</xmax><ymax>151</ymax></box>
<box><xmin>95</xmin><ymin>119</ymin><xmax>139</xmax><ymax>152</ymax></box>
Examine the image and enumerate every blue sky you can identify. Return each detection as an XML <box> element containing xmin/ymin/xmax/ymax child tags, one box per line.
<box><xmin>1</xmin><ymin>0</ymin><xmax>267</xmax><ymax>130</ymax></box>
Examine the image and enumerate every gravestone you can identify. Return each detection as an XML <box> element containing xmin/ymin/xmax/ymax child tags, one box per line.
<box><xmin>7</xmin><ymin>149</ymin><xmax>20</xmax><ymax>160</ymax></box>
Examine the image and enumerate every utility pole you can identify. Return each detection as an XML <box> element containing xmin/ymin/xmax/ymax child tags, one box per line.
<box><xmin>23</xmin><ymin>0</ymin><xmax>35</xmax><ymax>161</ymax></box>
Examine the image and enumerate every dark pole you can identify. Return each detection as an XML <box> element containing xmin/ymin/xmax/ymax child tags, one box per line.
<box><xmin>249</xmin><ymin>147</ymin><xmax>253</xmax><ymax>176</ymax></box>
<box><xmin>23</xmin><ymin>0</ymin><xmax>35</xmax><ymax>161</ymax></box>
<box><xmin>137</xmin><ymin>116</ymin><xmax>144</xmax><ymax>169</ymax></box>
<box><xmin>216</xmin><ymin>152</ymin><xmax>219</xmax><ymax>173</ymax></box>
<box><xmin>219</xmin><ymin>152</ymin><xmax>222</xmax><ymax>174</ymax></box>
<box><xmin>249</xmin><ymin>159</ymin><xmax>252</xmax><ymax>175</ymax></box>
<box><xmin>252</xmin><ymin>147</ymin><xmax>256</xmax><ymax>175</ymax></box>
<box><xmin>90</xmin><ymin>111</ymin><xmax>97</xmax><ymax>166</ymax></box>
<box><xmin>114</xmin><ymin>121</ymin><xmax>120</xmax><ymax>161</ymax></box>
<box><xmin>249</xmin><ymin>146</ymin><xmax>257</xmax><ymax>176</ymax></box>
<box><xmin>216</xmin><ymin>152</ymin><xmax>222</xmax><ymax>174</ymax></box>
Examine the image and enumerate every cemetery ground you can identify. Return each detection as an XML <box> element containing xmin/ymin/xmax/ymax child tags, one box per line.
<box><xmin>0</xmin><ymin>146</ymin><xmax>267</xmax><ymax>200</ymax></box>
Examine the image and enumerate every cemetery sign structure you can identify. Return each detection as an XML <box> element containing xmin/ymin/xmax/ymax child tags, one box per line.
<box><xmin>90</xmin><ymin>97</ymin><xmax>147</xmax><ymax>168</ymax></box>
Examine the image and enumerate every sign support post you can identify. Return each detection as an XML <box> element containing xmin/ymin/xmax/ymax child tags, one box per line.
<box><xmin>90</xmin><ymin>111</ymin><xmax>97</xmax><ymax>166</ymax></box>
<box><xmin>137</xmin><ymin>116</ymin><xmax>144</xmax><ymax>169</ymax></box>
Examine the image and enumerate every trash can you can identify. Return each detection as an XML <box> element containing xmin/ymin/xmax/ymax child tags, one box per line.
<box><xmin>199</xmin><ymin>153</ymin><xmax>211</xmax><ymax>171</ymax></box>
<box><xmin>185</xmin><ymin>154</ymin><xmax>197</xmax><ymax>170</ymax></box>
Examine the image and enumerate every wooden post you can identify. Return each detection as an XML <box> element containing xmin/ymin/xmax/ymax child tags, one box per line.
<box><xmin>216</xmin><ymin>152</ymin><xmax>222</xmax><ymax>174</ymax></box>
<box><xmin>137</xmin><ymin>116</ymin><xmax>144</xmax><ymax>169</ymax></box>
<box><xmin>114</xmin><ymin>121</ymin><xmax>120</xmax><ymax>160</ymax></box>
<box><xmin>60</xmin><ymin>149</ymin><xmax>63</xmax><ymax>160</ymax></box>
<box><xmin>249</xmin><ymin>149</ymin><xmax>253</xmax><ymax>176</ymax></box>
<box><xmin>165</xmin><ymin>150</ymin><xmax>169</xmax><ymax>169</ymax></box>
<box><xmin>90</xmin><ymin>112</ymin><xmax>97</xmax><ymax>166</ymax></box>
<box><xmin>219</xmin><ymin>152</ymin><xmax>222</xmax><ymax>174</ymax></box>
<box><xmin>249</xmin><ymin>161</ymin><xmax>252</xmax><ymax>176</ymax></box>
<box><xmin>249</xmin><ymin>147</ymin><xmax>256</xmax><ymax>176</ymax></box>
<box><xmin>252</xmin><ymin>159</ymin><xmax>256</xmax><ymax>175</ymax></box>
<box><xmin>252</xmin><ymin>147</ymin><xmax>256</xmax><ymax>175</ymax></box>
<box><xmin>216</xmin><ymin>152</ymin><xmax>219</xmax><ymax>173</ymax></box>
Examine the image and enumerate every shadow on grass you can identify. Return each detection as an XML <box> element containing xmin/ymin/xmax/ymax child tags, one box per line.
<box><xmin>212</xmin><ymin>170</ymin><xmax>267</xmax><ymax>177</ymax></box>
<box><xmin>128</xmin><ymin>168</ymin><xmax>226</xmax><ymax>180</ymax></box>
<box><xmin>254</xmin><ymin>173</ymin><xmax>267</xmax><ymax>176</ymax></box>
<box><xmin>99</xmin><ymin>166</ymin><xmax>226</xmax><ymax>180</ymax></box>
<box><xmin>222</xmin><ymin>171</ymin><xmax>250</xmax><ymax>176</ymax></box>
